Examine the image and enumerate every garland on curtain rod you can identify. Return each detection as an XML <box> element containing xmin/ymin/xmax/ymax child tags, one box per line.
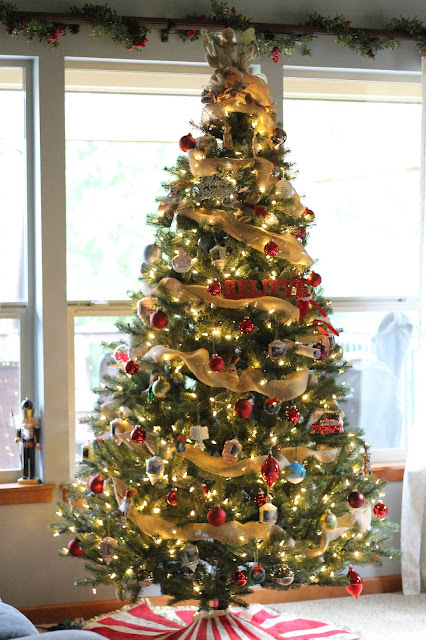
<box><xmin>0</xmin><ymin>0</ymin><xmax>425</xmax><ymax>59</ymax></box>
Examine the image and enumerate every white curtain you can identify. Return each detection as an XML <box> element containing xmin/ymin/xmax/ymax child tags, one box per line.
<box><xmin>401</xmin><ymin>56</ymin><xmax>426</xmax><ymax>595</ymax></box>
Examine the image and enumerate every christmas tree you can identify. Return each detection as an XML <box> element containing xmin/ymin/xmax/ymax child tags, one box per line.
<box><xmin>53</xmin><ymin>28</ymin><xmax>399</xmax><ymax>610</ymax></box>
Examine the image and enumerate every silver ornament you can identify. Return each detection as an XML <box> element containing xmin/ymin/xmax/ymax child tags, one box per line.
<box><xmin>146</xmin><ymin>455</ymin><xmax>165</xmax><ymax>485</ymax></box>
<box><xmin>143</xmin><ymin>244</ymin><xmax>162</xmax><ymax>265</ymax></box>
<box><xmin>209</xmin><ymin>244</ymin><xmax>227</xmax><ymax>270</ymax></box>
<box><xmin>182</xmin><ymin>542</ymin><xmax>199</xmax><ymax>572</ymax></box>
<box><xmin>275</xmin><ymin>566</ymin><xmax>294</xmax><ymax>586</ymax></box>
<box><xmin>190</xmin><ymin>425</ymin><xmax>209</xmax><ymax>450</ymax></box>
<box><xmin>100</xmin><ymin>536</ymin><xmax>118</xmax><ymax>565</ymax></box>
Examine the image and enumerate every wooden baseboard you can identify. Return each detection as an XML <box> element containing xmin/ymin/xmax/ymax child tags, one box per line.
<box><xmin>20</xmin><ymin>574</ymin><xmax>402</xmax><ymax>625</ymax></box>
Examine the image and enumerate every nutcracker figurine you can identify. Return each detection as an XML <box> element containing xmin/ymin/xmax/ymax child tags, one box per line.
<box><xmin>15</xmin><ymin>398</ymin><xmax>40</xmax><ymax>484</ymax></box>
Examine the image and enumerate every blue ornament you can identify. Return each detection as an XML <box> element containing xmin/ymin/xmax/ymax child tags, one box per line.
<box><xmin>249</xmin><ymin>565</ymin><xmax>265</xmax><ymax>584</ymax></box>
<box><xmin>286</xmin><ymin>462</ymin><xmax>306</xmax><ymax>484</ymax></box>
<box><xmin>264</xmin><ymin>397</ymin><xmax>281</xmax><ymax>415</ymax></box>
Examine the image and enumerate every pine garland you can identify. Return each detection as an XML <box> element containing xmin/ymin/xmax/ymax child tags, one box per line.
<box><xmin>0</xmin><ymin>0</ymin><xmax>425</xmax><ymax>59</ymax></box>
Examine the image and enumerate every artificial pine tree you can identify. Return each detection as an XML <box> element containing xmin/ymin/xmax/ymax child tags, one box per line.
<box><xmin>53</xmin><ymin>27</ymin><xmax>399</xmax><ymax>611</ymax></box>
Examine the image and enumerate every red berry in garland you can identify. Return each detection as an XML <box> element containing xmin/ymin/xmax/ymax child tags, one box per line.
<box><xmin>285</xmin><ymin>406</ymin><xmax>301</xmax><ymax>424</ymax></box>
<box><xmin>348</xmin><ymin>490</ymin><xmax>365</xmax><ymax>508</ymax></box>
<box><xmin>207</xmin><ymin>506</ymin><xmax>227</xmax><ymax>526</ymax></box>
<box><xmin>179</xmin><ymin>133</ymin><xmax>196</xmax><ymax>152</ymax></box>
<box><xmin>234</xmin><ymin>399</ymin><xmax>252</xmax><ymax>419</ymax></box>
<box><xmin>207</xmin><ymin>280</ymin><xmax>222</xmax><ymax>296</ymax></box>
<box><xmin>68</xmin><ymin>538</ymin><xmax>84</xmax><ymax>557</ymax></box>
<box><xmin>239</xmin><ymin>317</ymin><xmax>254</xmax><ymax>334</ymax></box>
<box><xmin>209</xmin><ymin>354</ymin><xmax>224</xmax><ymax>371</ymax></box>
<box><xmin>88</xmin><ymin>475</ymin><xmax>104</xmax><ymax>494</ymax></box>
<box><xmin>166</xmin><ymin>488</ymin><xmax>179</xmax><ymax>506</ymax></box>
<box><xmin>373</xmin><ymin>501</ymin><xmax>388</xmax><ymax>518</ymax></box>
<box><xmin>232</xmin><ymin>570</ymin><xmax>247</xmax><ymax>587</ymax></box>
<box><xmin>271</xmin><ymin>46</ymin><xmax>281</xmax><ymax>63</ymax></box>
<box><xmin>125</xmin><ymin>360</ymin><xmax>139</xmax><ymax>375</ymax></box>
<box><xmin>306</xmin><ymin>272</ymin><xmax>322</xmax><ymax>287</ymax></box>
<box><xmin>264</xmin><ymin>240</ymin><xmax>279</xmax><ymax>256</ymax></box>
<box><xmin>261</xmin><ymin>453</ymin><xmax>280</xmax><ymax>488</ymax></box>
<box><xmin>150</xmin><ymin>309</ymin><xmax>168</xmax><ymax>329</ymax></box>
<box><xmin>131</xmin><ymin>426</ymin><xmax>147</xmax><ymax>443</ymax></box>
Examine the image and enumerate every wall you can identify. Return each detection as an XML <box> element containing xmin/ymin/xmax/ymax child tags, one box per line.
<box><xmin>0</xmin><ymin>0</ymin><xmax>418</xmax><ymax>608</ymax></box>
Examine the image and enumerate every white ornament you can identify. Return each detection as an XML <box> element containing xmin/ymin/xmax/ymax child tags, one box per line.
<box><xmin>143</xmin><ymin>244</ymin><xmax>162</xmax><ymax>265</ymax></box>
<box><xmin>275</xmin><ymin>177</ymin><xmax>295</xmax><ymax>199</ymax></box>
<box><xmin>209</xmin><ymin>244</ymin><xmax>227</xmax><ymax>270</ymax></box>
<box><xmin>146</xmin><ymin>455</ymin><xmax>165</xmax><ymax>485</ymax></box>
<box><xmin>196</xmin><ymin>133</ymin><xmax>217</xmax><ymax>154</ymax></box>
<box><xmin>268</xmin><ymin>339</ymin><xmax>287</xmax><ymax>363</ymax></box>
<box><xmin>119</xmin><ymin>490</ymin><xmax>133</xmax><ymax>522</ymax></box>
<box><xmin>100</xmin><ymin>536</ymin><xmax>118</xmax><ymax>565</ymax></box>
<box><xmin>172</xmin><ymin>248</ymin><xmax>192</xmax><ymax>273</ymax></box>
<box><xmin>182</xmin><ymin>542</ymin><xmax>199</xmax><ymax>572</ymax></box>
<box><xmin>259</xmin><ymin>501</ymin><xmax>278</xmax><ymax>525</ymax></box>
<box><xmin>190</xmin><ymin>425</ymin><xmax>209</xmax><ymax>450</ymax></box>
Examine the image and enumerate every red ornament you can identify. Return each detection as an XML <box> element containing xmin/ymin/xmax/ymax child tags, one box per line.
<box><xmin>346</xmin><ymin>566</ymin><xmax>363</xmax><ymax>599</ymax></box>
<box><xmin>254</xmin><ymin>490</ymin><xmax>268</xmax><ymax>507</ymax></box>
<box><xmin>232</xmin><ymin>570</ymin><xmax>247</xmax><ymax>587</ymax></box>
<box><xmin>88</xmin><ymin>475</ymin><xmax>104</xmax><ymax>494</ymax></box>
<box><xmin>113</xmin><ymin>345</ymin><xmax>129</xmax><ymax>364</ymax></box>
<box><xmin>239</xmin><ymin>317</ymin><xmax>254</xmax><ymax>334</ymax></box>
<box><xmin>264</xmin><ymin>240</ymin><xmax>279</xmax><ymax>256</ymax></box>
<box><xmin>150</xmin><ymin>309</ymin><xmax>168</xmax><ymax>329</ymax></box>
<box><xmin>314</xmin><ymin>343</ymin><xmax>329</xmax><ymax>360</ymax></box>
<box><xmin>293</xmin><ymin>226</ymin><xmax>306</xmax><ymax>240</ymax></box>
<box><xmin>261</xmin><ymin>453</ymin><xmax>280</xmax><ymax>488</ymax></box>
<box><xmin>179</xmin><ymin>134</ymin><xmax>196</xmax><ymax>152</ymax></box>
<box><xmin>125</xmin><ymin>360</ymin><xmax>139</xmax><ymax>375</ymax></box>
<box><xmin>348</xmin><ymin>491</ymin><xmax>365</xmax><ymax>508</ymax></box>
<box><xmin>207</xmin><ymin>506</ymin><xmax>227</xmax><ymax>527</ymax></box>
<box><xmin>166</xmin><ymin>488</ymin><xmax>179</xmax><ymax>506</ymax></box>
<box><xmin>303</xmin><ymin>208</ymin><xmax>315</xmax><ymax>220</ymax></box>
<box><xmin>306</xmin><ymin>272</ymin><xmax>322</xmax><ymax>287</ymax></box>
<box><xmin>373</xmin><ymin>501</ymin><xmax>388</xmax><ymax>518</ymax></box>
<box><xmin>285</xmin><ymin>407</ymin><xmax>301</xmax><ymax>424</ymax></box>
<box><xmin>234</xmin><ymin>399</ymin><xmax>253</xmax><ymax>419</ymax></box>
<box><xmin>207</xmin><ymin>280</ymin><xmax>222</xmax><ymax>296</ymax></box>
<box><xmin>131</xmin><ymin>426</ymin><xmax>147</xmax><ymax>443</ymax></box>
<box><xmin>209</xmin><ymin>355</ymin><xmax>224</xmax><ymax>371</ymax></box>
<box><xmin>68</xmin><ymin>538</ymin><xmax>84</xmax><ymax>557</ymax></box>
<box><xmin>202</xmin><ymin>483</ymin><xmax>211</xmax><ymax>498</ymax></box>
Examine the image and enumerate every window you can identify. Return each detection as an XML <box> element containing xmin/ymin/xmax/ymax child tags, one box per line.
<box><xmin>0</xmin><ymin>62</ymin><xmax>33</xmax><ymax>478</ymax></box>
<box><xmin>65</xmin><ymin>64</ymin><xmax>209</xmax><ymax>460</ymax></box>
<box><xmin>283</xmin><ymin>72</ymin><xmax>421</xmax><ymax>452</ymax></box>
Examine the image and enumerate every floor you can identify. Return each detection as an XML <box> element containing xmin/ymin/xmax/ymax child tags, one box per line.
<box><xmin>272</xmin><ymin>593</ymin><xmax>426</xmax><ymax>639</ymax></box>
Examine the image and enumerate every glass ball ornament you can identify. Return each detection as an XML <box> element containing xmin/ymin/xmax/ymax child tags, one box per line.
<box><xmin>143</xmin><ymin>244</ymin><xmax>162</xmax><ymax>265</ymax></box>
<box><xmin>179</xmin><ymin>133</ymin><xmax>196</xmax><ymax>152</ymax></box>
<box><xmin>348</xmin><ymin>490</ymin><xmax>365</xmax><ymax>508</ymax></box>
<box><xmin>150</xmin><ymin>309</ymin><xmax>168</xmax><ymax>329</ymax></box>
<box><xmin>249</xmin><ymin>565</ymin><xmax>265</xmax><ymax>584</ymax></box>
<box><xmin>274</xmin><ymin>566</ymin><xmax>294</xmax><ymax>586</ymax></box>
<box><xmin>166</xmin><ymin>487</ymin><xmax>179</xmax><ymax>506</ymax></box>
<box><xmin>264</xmin><ymin>397</ymin><xmax>281</xmax><ymax>414</ymax></box>
<box><xmin>239</xmin><ymin>317</ymin><xmax>254</xmax><ymax>334</ymax></box>
<box><xmin>254</xmin><ymin>490</ymin><xmax>268</xmax><ymax>507</ymax></box>
<box><xmin>68</xmin><ymin>538</ymin><xmax>84</xmax><ymax>557</ymax></box>
<box><xmin>261</xmin><ymin>453</ymin><xmax>280</xmax><ymax>488</ymax></box>
<box><xmin>209</xmin><ymin>354</ymin><xmax>224</xmax><ymax>371</ymax></box>
<box><xmin>152</xmin><ymin>378</ymin><xmax>171</xmax><ymax>398</ymax></box>
<box><xmin>88</xmin><ymin>474</ymin><xmax>104</xmax><ymax>494</ymax></box>
<box><xmin>320</xmin><ymin>512</ymin><xmax>338</xmax><ymax>530</ymax></box>
<box><xmin>232</xmin><ymin>570</ymin><xmax>247</xmax><ymax>587</ymax></box>
<box><xmin>207</xmin><ymin>280</ymin><xmax>222</xmax><ymax>296</ymax></box>
<box><xmin>306</xmin><ymin>272</ymin><xmax>322</xmax><ymax>287</ymax></box>
<box><xmin>113</xmin><ymin>344</ymin><xmax>129</xmax><ymax>364</ymax></box>
<box><xmin>207</xmin><ymin>506</ymin><xmax>227</xmax><ymax>527</ymax></box>
<box><xmin>264</xmin><ymin>240</ymin><xmax>279</xmax><ymax>256</ymax></box>
<box><xmin>285</xmin><ymin>406</ymin><xmax>300</xmax><ymax>424</ymax></box>
<box><xmin>286</xmin><ymin>462</ymin><xmax>306</xmax><ymax>484</ymax></box>
<box><xmin>137</xmin><ymin>568</ymin><xmax>154</xmax><ymax>588</ymax></box>
<box><xmin>131</xmin><ymin>426</ymin><xmax>146</xmax><ymax>443</ymax></box>
<box><xmin>234</xmin><ymin>398</ymin><xmax>253</xmax><ymax>418</ymax></box>
<box><xmin>125</xmin><ymin>360</ymin><xmax>139</xmax><ymax>375</ymax></box>
<box><xmin>373</xmin><ymin>501</ymin><xmax>388</xmax><ymax>518</ymax></box>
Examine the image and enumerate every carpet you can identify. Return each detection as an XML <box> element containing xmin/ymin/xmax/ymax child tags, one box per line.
<box><xmin>84</xmin><ymin>599</ymin><xmax>361</xmax><ymax>639</ymax></box>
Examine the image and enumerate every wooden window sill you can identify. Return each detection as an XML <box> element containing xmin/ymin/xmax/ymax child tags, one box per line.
<box><xmin>371</xmin><ymin>461</ymin><xmax>405</xmax><ymax>482</ymax></box>
<box><xmin>0</xmin><ymin>483</ymin><xmax>56</xmax><ymax>505</ymax></box>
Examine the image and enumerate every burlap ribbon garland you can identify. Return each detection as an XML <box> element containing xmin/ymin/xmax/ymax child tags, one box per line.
<box><xmin>178</xmin><ymin>206</ymin><xmax>313</xmax><ymax>266</ymax></box>
<box><xmin>201</xmin><ymin>97</ymin><xmax>276</xmax><ymax>138</ymax></box>
<box><xmin>142</xmin><ymin>344</ymin><xmax>309</xmax><ymax>401</ymax></box>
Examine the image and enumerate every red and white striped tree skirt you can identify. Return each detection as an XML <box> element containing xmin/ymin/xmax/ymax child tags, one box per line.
<box><xmin>84</xmin><ymin>599</ymin><xmax>361</xmax><ymax>640</ymax></box>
